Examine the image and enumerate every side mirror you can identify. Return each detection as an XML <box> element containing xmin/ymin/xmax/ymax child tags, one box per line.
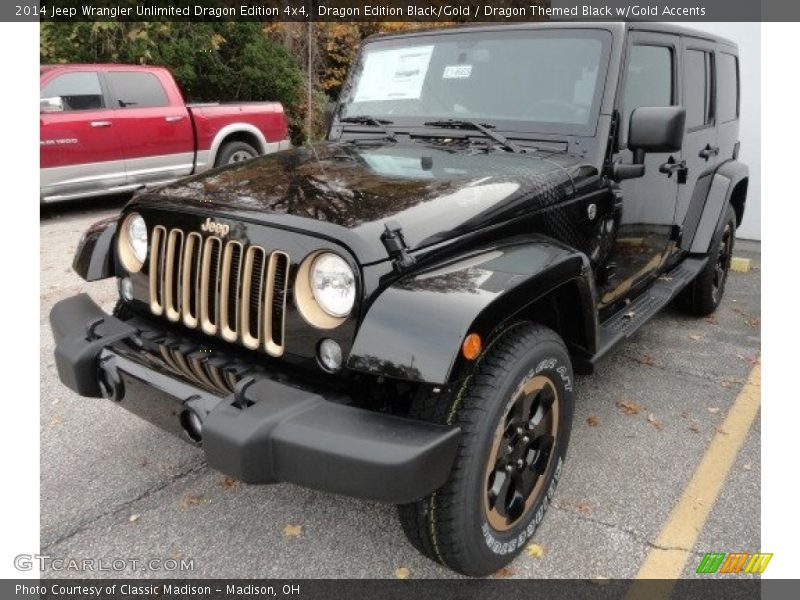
<box><xmin>628</xmin><ymin>106</ymin><xmax>686</xmax><ymax>163</ymax></box>
<box><xmin>40</xmin><ymin>96</ymin><xmax>64</xmax><ymax>113</ymax></box>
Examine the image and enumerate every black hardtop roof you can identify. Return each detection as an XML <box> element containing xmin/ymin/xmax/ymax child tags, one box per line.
<box><xmin>367</xmin><ymin>21</ymin><xmax>737</xmax><ymax>51</ymax></box>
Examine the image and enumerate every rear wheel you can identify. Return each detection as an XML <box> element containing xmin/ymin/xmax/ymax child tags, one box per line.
<box><xmin>397</xmin><ymin>323</ymin><xmax>574</xmax><ymax>576</ymax></box>
<box><xmin>678</xmin><ymin>204</ymin><xmax>736</xmax><ymax>316</ymax></box>
<box><xmin>215</xmin><ymin>141</ymin><xmax>258</xmax><ymax>167</ymax></box>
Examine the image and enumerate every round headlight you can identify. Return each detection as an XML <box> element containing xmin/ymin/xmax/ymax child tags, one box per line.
<box><xmin>118</xmin><ymin>212</ymin><xmax>148</xmax><ymax>273</ymax></box>
<box><xmin>309</xmin><ymin>253</ymin><xmax>356</xmax><ymax>318</ymax></box>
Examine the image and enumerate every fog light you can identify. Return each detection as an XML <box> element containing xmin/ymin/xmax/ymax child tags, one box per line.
<box><xmin>318</xmin><ymin>338</ymin><xmax>343</xmax><ymax>372</ymax></box>
<box><xmin>119</xmin><ymin>277</ymin><xmax>134</xmax><ymax>301</ymax></box>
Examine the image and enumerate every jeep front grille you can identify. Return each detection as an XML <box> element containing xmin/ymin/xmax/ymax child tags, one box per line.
<box><xmin>148</xmin><ymin>225</ymin><xmax>289</xmax><ymax>356</ymax></box>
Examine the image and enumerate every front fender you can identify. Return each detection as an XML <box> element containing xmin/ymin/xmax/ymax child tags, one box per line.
<box><xmin>346</xmin><ymin>236</ymin><xmax>593</xmax><ymax>385</ymax></box>
<box><xmin>72</xmin><ymin>217</ymin><xmax>117</xmax><ymax>281</ymax></box>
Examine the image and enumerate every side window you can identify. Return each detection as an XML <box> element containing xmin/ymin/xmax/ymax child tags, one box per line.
<box><xmin>107</xmin><ymin>71</ymin><xmax>169</xmax><ymax>109</ymax></box>
<box><xmin>717</xmin><ymin>53</ymin><xmax>739</xmax><ymax>122</ymax></box>
<box><xmin>685</xmin><ymin>49</ymin><xmax>714</xmax><ymax>129</ymax></box>
<box><xmin>41</xmin><ymin>72</ymin><xmax>104</xmax><ymax>111</ymax></box>
<box><xmin>622</xmin><ymin>44</ymin><xmax>674</xmax><ymax>137</ymax></box>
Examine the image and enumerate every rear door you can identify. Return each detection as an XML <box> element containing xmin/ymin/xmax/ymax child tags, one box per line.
<box><xmin>105</xmin><ymin>69</ymin><xmax>194</xmax><ymax>186</ymax></box>
<box><xmin>601</xmin><ymin>32</ymin><xmax>682</xmax><ymax>308</ymax></box>
<box><xmin>675</xmin><ymin>37</ymin><xmax>719</xmax><ymax>247</ymax></box>
<box><xmin>40</xmin><ymin>70</ymin><xmax>126</xmax><ymax>200</ymax></box>
<box><xmin>714</xmin><ymin>50</ymin><xmax>741</xmax><ymax>162</ymax></box>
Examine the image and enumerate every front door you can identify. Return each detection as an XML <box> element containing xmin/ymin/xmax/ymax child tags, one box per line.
<box><xmin>105</xmin><ymin>70</ymin><xmax>194</xmax><ymax>186</ymax></box>
<box><xmin>40</xmin><ymin>70</ymin><xmax>126</xmax><ymax>200</ymax></box>
<box><xmin>600</xmin><ymin>32</ymin><xmax>682</xmax><ymax>310</ymax></box>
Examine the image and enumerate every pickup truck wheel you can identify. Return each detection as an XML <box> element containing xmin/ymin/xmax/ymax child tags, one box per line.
<box><xmin>397</xmin><ymin>323</ymin><xmax>574</xmax><ymax>576</ymax></box>
<box><xmin>678</xmin><ymin>204</ymin><xmax>737</xmax><ymax>316</ymax></box>
<box><xmin>215</xmin><ymin>141</ymin><xmax>259</xmax><ymax>167</ymax></box>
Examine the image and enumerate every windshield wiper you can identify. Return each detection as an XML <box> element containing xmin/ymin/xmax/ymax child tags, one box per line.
<box><xmin>339</xmin><ymin>115</ymin><xmax>397</xmax><ymax>142</ymax></box>
<box><xmin>423</xmin><ymin>119</ymin><xmax>523</xmax><ymax>154</ymax></box>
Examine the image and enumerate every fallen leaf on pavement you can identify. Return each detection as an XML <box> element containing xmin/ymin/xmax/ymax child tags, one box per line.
<box><xmin>646</xmin><ymin>413</ymin><xmax>662</xmax><ymax>431</ymax></box>
<box><xmin>746</xmin><ymin>317</ymin><xmax>760</xmax><ymax>328</ymax></box>
<box><xmin>616</xmin><ymin>399</ymin><xmax>642</xmax><ymax>415</ymax></box>
<box><xmin>587</xmin><ymin>416</ymin><xmax>600</xmax><ymax>427</ymax></box>
<box><xmin>128</xmin><ymin>514</ymin><xmax>140</xmax><ymax>523</ymax></box>
<box><xmin>689</xmin><ymin>423</ymin><xmax>701</xmax><ymax>433</ymax></box>
<box><xmin>716</xmin><ymin>427</ymin><xmax>729</xmax><ymax>436</ymax></box>
<box><xmin>737</xmin><ymin>354</ymin><xmax>760</xmax><ymax>366</ymax></box>
<box><xmin>707</xmin><ymin>407</ymin><xmax>720</xmax><ymax>414</ymax></box>
<box><xmin>180</xmin><ymin>494</ymin><xmax>208</xmax><ymax>510</ymax></box>
<box><xmin>394</xmin><ymin>567</ymin><xmax>411</xmax><ymax>579</ymax></box>
<box><xmin>217</xmin><ymin>476</ymin><xmax>240</xmax><ymax>490</ymax></box>
<box><xmin>634</xmin><ymin>354</ymin><xmax>656</xmax><ymax>367</ymax></box>
<box><xmin>688</xmin><ymin>334</ymin><xmax>702</xmax><ymax>341</ymax></box>
<box><xmin>282</xmin><ymin>524</ymin><xmax>303</xmax><ymax>538</ymax></box>
<box><xmin>743</xmin><ymin>463</ymin><xmax>752</xmax><ymax>471</ymax></box>
<box><xmin>526</xmin><ymin>543</ymin><xmax>545</xmax><ymax>558</ymax></box>
<box><xmin>494</xmin><ymin>566</ymin><xmax>517</xmax><ymax>578</ymax></box>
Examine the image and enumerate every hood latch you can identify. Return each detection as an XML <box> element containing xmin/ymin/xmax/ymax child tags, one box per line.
<box><xmin>381</xmin><ymin>221</ymin><xmax>416</xmax><ymax>272</ymax></box>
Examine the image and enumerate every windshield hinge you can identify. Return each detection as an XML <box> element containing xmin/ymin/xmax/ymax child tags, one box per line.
<box><xmin>381</xmin><ymin>221</ymin><xmax>416</xmax><ymax>272</ymax></box>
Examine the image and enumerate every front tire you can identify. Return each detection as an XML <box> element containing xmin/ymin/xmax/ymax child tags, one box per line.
<box><xmin>678</xmin><ymin>204</ymin><xmax>737</xmax><ymax>316</ymax></box>
<box><xmin>397</xmin><ymin>323</ymin><xmax>574</xmax><ymax>576</ymax></box>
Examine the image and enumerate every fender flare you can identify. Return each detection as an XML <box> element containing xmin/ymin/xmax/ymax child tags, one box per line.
<box><xmin>346</xmin><ymin>235</ymin><xmax>596</xmax><ymax>385</ymax></box>
<box><xmin>207</xmin><ymin>123</ymin><xmax>269</xmax><ymax>168</ymax></box>
<box><xmin>72</xmin><ymin>217</ymin><xmax>117</xmax><ymax>282</ymax></box>
<box><xmin>682</xmin><ymin>159</ymin><xmax>748</xmax><ymax>254</ymax></box>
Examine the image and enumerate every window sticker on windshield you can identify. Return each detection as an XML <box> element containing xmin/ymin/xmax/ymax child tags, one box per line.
<box><xmin>353</xmin><ymin>45</ymin><xmax>434</xmax><ymax>102</ymax></box>
<box><xmin>443</xmin><ymin>65</ymin><xmax>472</xmax><ymax>79</ymax></box>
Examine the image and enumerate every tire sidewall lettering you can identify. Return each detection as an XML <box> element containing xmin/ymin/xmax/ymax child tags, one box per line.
<box><xmin>480</xmin><ymin>352</ymin><xmax>569</xmax><ymax>555</ymax></box>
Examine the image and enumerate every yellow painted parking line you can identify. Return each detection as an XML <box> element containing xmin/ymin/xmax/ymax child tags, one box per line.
<box><xmin>730</xmin><ymin>256</ymin><xmax>752</xmax><ymax>273</ymax></box>
<box><xmin>631</xmin><ymin>364</ymin><xmax>761</xmax><ymax>585</ymax></box>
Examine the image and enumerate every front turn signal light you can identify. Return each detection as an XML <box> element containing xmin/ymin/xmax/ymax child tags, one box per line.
<box><xmin>462</xmin><ymin>333</ymin><xmax>482</xmax><ymax>361</ymax></box>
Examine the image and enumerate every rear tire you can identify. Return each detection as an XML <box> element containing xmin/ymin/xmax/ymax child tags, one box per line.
<box><xmin>397</xmin><ymin>323</ymin><xmax>574</xmax><ymax>576</ymax></box>
<box><xmin>215</xmin><ymin>141</ymin><xmax>259</xmax><ymax>167</ymax></box>
<box><xmin>678</xmin><ymin>204</ymin><xmax>736</xmax><ymax>316</ymax></box>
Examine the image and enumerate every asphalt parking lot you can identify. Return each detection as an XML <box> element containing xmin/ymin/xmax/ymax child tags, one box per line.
<box><xmin>40</xmin><ymin>198</ymin><xmax>761</xmax><ymax>580</ymax></box>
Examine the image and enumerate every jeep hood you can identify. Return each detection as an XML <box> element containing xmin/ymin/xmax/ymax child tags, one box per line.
<box><xmin>135</xmin><ymin>141</ymin><xmax>595</xmax><ymax>265</ymax></box>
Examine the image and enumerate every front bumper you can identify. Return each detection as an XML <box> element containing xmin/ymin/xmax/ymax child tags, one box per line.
<box><xmin>50</xmin><ymin>294</ymin><xmax>459</xmax><ymax>503</ymax></box>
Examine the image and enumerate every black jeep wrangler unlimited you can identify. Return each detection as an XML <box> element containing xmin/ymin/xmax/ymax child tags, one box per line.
<box><xmin>51</xmin><ymin>23</ymin><xmax>747</xmax><ymax>576</ymax></box>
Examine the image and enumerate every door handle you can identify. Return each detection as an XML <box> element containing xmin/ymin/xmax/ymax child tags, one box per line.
<box><xmin>659</xmin><ymin>157</ymin><xmax>688</xmax><ymax>183</ymax></box>
<box><xmin>698</xmin><ymin>144</ymin><xmax>720</xmax><ymax>161</ymax></box>
<box><xmin>165</xmin><ymin>115</ymin><xmax>185</xmax><ymax>123</ymax></box>
<box><xmin>90</xmin><ymin>120</ymin><xmax>111</xmax><ymax>128</ymax></box>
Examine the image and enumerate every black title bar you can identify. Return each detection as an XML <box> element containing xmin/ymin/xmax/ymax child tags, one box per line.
<box><xmin>4</xmin><ymin>0</ymin><xmax>799</xmax><ymax>22</ymax></box>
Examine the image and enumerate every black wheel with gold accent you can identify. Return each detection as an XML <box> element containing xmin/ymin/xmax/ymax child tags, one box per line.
<box><xmin>678</xmin><ymin>204</ymin><xmax>737</xmax><ymax>316</ymax></box>
<box><xmin>397</xmin><ymin>323</ymin><xmax>574</xmax><ymax>577</ymax></box>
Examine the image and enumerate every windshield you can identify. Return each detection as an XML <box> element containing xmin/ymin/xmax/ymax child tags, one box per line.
<box><xmin>340</xmin><ymin>28</ymin><xmax>612</xmax><ymax>136</ymax></box>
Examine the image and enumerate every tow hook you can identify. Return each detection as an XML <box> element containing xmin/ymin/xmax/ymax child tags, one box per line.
<box><xmin>97</xmin><ymin>357</ymin><xmax>124</xmax><ymax>402</ymax></box>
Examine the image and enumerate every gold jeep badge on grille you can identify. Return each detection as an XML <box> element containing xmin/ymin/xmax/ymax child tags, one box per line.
<box><xmin>200</xmin><ymin>218</ymin><xmax>230</xmax><ymax>238</ymax></box>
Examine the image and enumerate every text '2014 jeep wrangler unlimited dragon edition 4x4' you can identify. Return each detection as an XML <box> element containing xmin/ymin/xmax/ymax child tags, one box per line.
<box><xmin>51</xmin><ymin>23</ymin><xmax>747</xmax><ymax>576</ymax></box>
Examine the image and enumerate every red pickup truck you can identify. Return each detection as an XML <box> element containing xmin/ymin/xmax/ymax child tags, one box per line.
<box><xmin>40</xmin><ymin>64</ymin><xmax>290</xmax><ymax>203</ymax></box>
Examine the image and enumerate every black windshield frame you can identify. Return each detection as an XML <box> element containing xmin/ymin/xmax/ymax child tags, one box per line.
<box><xmin>337</xmin><ymin>27</ymin><xmax>614</xmax><ymax>139</ymax></box>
